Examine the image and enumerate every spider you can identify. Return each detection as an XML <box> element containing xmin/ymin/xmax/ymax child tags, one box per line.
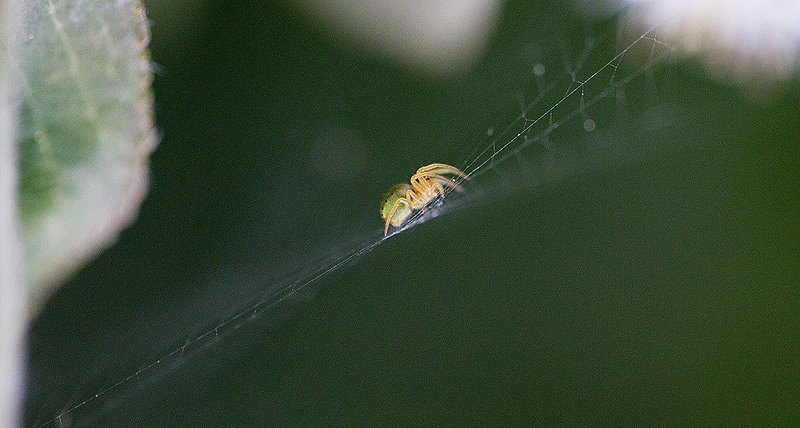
<box><xmin>380</xmin><ymin>163</ymin><xmax>469</xmax><ymax>235</ymax></box>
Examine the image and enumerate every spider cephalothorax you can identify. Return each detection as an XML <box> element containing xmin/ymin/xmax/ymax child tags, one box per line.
<box><xmin>380</xmin><ymin>163</ymin><xmax>469</xmax><ymax>235</ymax></box>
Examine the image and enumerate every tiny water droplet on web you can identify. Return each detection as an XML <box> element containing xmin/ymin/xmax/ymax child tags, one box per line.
<box><xmin>583</xmin><ymin>119</ymin><xmax>596</xmax><ymax>132</ymax></box>
<box><xmin>487</xmin><ymin>127</ymin><xmax>494</xmax><ymax>136</ymax></box>
<box><xmin>533</xmin><ymin>63</ymin><xmax>545</xmax><ymax>76</ymax></box>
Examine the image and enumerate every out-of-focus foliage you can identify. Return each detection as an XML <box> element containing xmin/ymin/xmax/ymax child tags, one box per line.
<box><xmin>577</xmin><ymin>0</ymin><xmax>800</xmax><ymax>89</ymax></box>
<box><xmin>291</xmin><ymin>0</ymin><xmax>503</xmax><ymax>76</ymax></box>
<box><xmin>15</xmin><ymin>0</ymin><xmax>155</xmax><ymax>311</ymax></box>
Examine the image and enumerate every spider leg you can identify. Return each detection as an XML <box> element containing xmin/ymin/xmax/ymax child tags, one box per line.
<box><xmin>410</xmin><ymin>176</ymin><xmax>432</xmax><ymax>196</ymax></box>
<box><xmin>417</xmin><ymin>175</ymin><xmax>445</xmax><ymax>197</ymax></box>
<box><xmin>384</xmin><ymin>197</ymin><xmax>411</xmax><ymax>235</ymax></box>
<box><xmin>416</xmin><ymin>164</ymin><xmax>470</xmax><ymax>180</ymax></box>
<box><xmin>414</xmin><ymin>178</ymin><xmax>443</xmax><ymax>204</ymax></box>
<box><xmin>405</xmin><ymin>188</ymin><xmax>425</xmax><ymax>208</ymax></box>
<box><xmin>430</xmin><ymin>176</ymin><xmax>464</xmax><ymax>192</ymax></box>
<box><xmin>411</xmin><ymin>173</ymin><xmax>464</xmax><ymax>193</ymax></box>
<box><xmin>432</xmin><ymin>181</ymin><xmax>445</xmax><ymax>197</ymax></box>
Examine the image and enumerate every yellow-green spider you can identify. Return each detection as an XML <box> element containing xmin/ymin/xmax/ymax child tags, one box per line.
<box><xmin>379</xmin><ymin>163</ymin><xmax>470</xmax><ymax>235</ymax></box>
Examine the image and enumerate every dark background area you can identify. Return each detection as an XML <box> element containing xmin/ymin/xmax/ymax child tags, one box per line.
<box><xmin>26</xmin><ymin>0</ymin><xmax>800</xmax><ymax>426</ymax></box>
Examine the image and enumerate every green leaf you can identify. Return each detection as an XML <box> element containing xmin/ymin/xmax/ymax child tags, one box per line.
<box><xmin>14</xmin><ymin>0</ymin><xmax>156</xmax><ymax>311</ymax></box>
<box><xmin>1</xmin><ymin>0</ymin><xmax>154</xmax><ymax>421</ymax></box>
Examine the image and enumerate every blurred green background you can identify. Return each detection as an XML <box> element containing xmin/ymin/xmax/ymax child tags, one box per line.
<box><xmin>26</xmin><ymin>0</ymin><xmax>800</xmax><ymax>426</ymax></box>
